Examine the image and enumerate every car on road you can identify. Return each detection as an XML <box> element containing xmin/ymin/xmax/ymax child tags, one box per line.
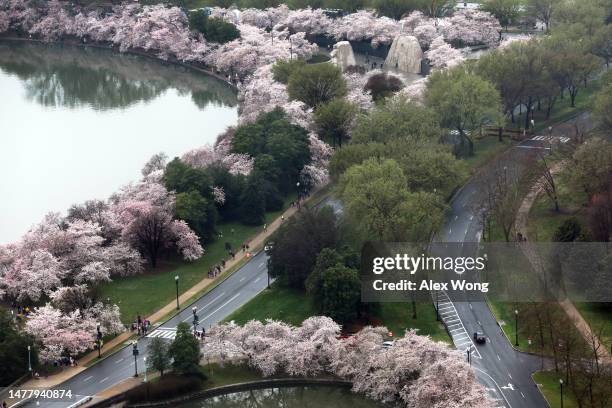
<box><xmin>382</xmin><ymin>341</ymin><xmax>394</xmax><ymax>349</ymax></box>
<box><xmin>473</xmin><ymin>332</ymin><xmax>486</xmax><ymax>344</ymax></box>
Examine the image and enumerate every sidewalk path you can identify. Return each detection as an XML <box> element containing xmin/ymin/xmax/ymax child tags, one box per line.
<box><xmin>15</xmin><ymin>194</ymin><xmax>318</xmax><ymax>398</ymax></box>
<box><xmin>514</xmin><ymin>117</ymin><xmax>611</xmax><ymax>364</ymax></box>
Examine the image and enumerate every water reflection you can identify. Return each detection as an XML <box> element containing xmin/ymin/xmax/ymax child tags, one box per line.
<box><xmin>179</xmin><ymin>386</ymin><xmax>389</xmax><ymax>408</ymax></box>
<box><xmin>0</xmin><ymin>41</ymin><xmax>237</xmax><ymax>110</ymax></box>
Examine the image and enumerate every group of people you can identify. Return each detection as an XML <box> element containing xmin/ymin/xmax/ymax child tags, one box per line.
<box><xmin>208</xmin><ymin>263</ymin><xmax>224</xmax><ymax>279</ymax></box>
<box><xmin>52</xmin><ymin>355</ymin><xmax>76</xmax><ymax>368</ymax></box>
<box><xmin>131</xmin><ymin>315</ymin><xmax>151</xmax><ymax>337</ymax></box>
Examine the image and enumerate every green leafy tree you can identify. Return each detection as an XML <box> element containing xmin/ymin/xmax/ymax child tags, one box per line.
<box><xmin>0</xmin><ymin>310</ymin><xmax>38</xmax><ymax>386</ymax></box>
<box><xmin>593</xmin><ymin>75</ymin><xmax>612</xmax><ymax>132</ymax></box>
<box><xmin>339</xmin><ymin>158</ymin><xmax>446</xmax><ymax>241</ymax></box>
<box><xmin>232</xmin><ymin>108</ymin><xmax>311</xmax><ymax>192</ymax></box>
<box><xmin>364</xmin><ymin>73</ymin><xmax>404</xmax><ymax>101</ymax></box>
<box><xmin>319</xmin><ymin>265</ymin><xmax>361</xmax><ymax>324</ymax></box>
<box><xmin>313</xmin><ymin>99</ymin><xmax>358</xmax><ymax>147</ymax></box>
<box><xmin>425</xmin><ymin>67</ymin><xmax>502</xmax><ymax>156</ymax></box>
<box><xmin>569</xmin><ymin>137</ymin><xmax>612</xmax><ymax>197</ymax></box>
<box><xmin>552</xmin><ymin>218</ymin><xmax>583</xmax><ymax>242</ymax></box>
<box><xmin>305</xmin><ymin>248</ymin><xmax>343</xmax><ymax>303</ymax></box>
<box><xmin>188</xmin><ymin>10</ymin><xmax>240</xmax><ymax>44</ymax></box>
<box><xmin>287</xmin><ymin>63</ymin><xmax>347</xmax><ymax>108</ymax></box>
<box><xmin>371</xmin><ymin>0</ymin><xmax>423</xmax><ymax>19</ymax></box>
<box><xmin>272</xmin><ymin>59</ymin><xmax>306</xmax><ymax>84</ymax></box>
<box><xmin>482</xmin><ymin>0</ymin><xmax>523</xmax><ymax>30</ymax></box>
<box><xmin>352</xmin><ymin>95</ymin><xmax>441</xmax><ymax>145</ymax></box>
<box><xmin>269</xmin><ymin>207</ymin><xmax>340</xmax><ymax>288</ymax></box>
<box><xmin>146</xmin><ymin>337</ymin><xmax>171</xmax><ymax>377</ymax></box>
<box><xmin>168</xmin><ymin>323</ymin><xmax>201</xmax><ymax>376</ymax></box>
<box><xmin>175</xmin><ymin>191</ymin><xmax>217</xmax><ymax>243</ymax></box>
<box><xmin>239</xmin><ymin>174</ymin><xmax>267</xmax><ymax>225</ymax></box>
<box><xmin>526</xmin><ymin>0</ymin><xmax>561</xmax><ymax>32</ymax></box>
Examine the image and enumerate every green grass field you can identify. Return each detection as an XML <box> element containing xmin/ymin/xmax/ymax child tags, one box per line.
<box><xmin>574</xmin><ymin>302</ymin><xmax>612</xmax><ymax>351</ymax></box>
<box><xmin>533</xmin><ymin>371</ymin><xmax>579</xmax><ymax>408</ymax></box>
<box><xmin>526</xmin><ymin>169</ymin><xmax>588</xmax><ymax>242</ymax></box>
<box><xmin>100</xmin><ymin>198</ymin><xmax>293</xmax><ymax>325</ymax></box>
<box><xmin>463</xmin><ymin>136</ymin><xmax>515</xmax><ymax>174</ymax></box>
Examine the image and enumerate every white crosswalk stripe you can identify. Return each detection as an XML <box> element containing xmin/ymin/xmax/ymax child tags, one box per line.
<box><xmin>146</xmin><ymin>328</ymin><xmax>176</xmax><ymax>340</ymax></box>
<box><xmin>432</xmin><ymin>290</ymin><xmax>481</xmax><ymax>359</ymax></box>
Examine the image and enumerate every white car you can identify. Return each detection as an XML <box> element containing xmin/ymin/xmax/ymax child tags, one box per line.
<box><xmin>382</xmin><ymin>341</ymin><xmax>394</xmax><ymax>349</ymax></box>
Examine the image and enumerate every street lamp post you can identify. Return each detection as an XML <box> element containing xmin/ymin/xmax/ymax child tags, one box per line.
<box><xmin>559</xmin><ymin>379</ymin><xmax>564</xmax><ymax>408</ymax></box>
<box><xmin>97</xmin><ymin>323</ymin><xmax>102</xmax><ymax>359</ymax></box>
<box><xmin>514</xmin><ymin>309</ymin><xmax>519</xmax><ymax>347</ymax></box>
<box><xmin>143</xmin><ymin>357</ymin><xmax>147</xmax><ymax>383</ymax></box>
<box><xmin>175</xmin><ymin>275</ymin><xmax>180</xmax><ymax>310</ymax></box>
<box><xmin>27</xmin><ymin>345</ymin><xmax>32</xmax><ymax>376</ymax></box>
<box><xmin>466</xmin><ymin>348</ymin><xmax>471</xmax><ymax>366</ymax></box>
<box><xmin>132</xmin><ymin>341</ymin><xmax>139</xmax><ymax>377</ymax></box>
<box><xmin>192</xmin><ymin>306</ymin><xmax>199</xmax><ymax>334</ymax></box>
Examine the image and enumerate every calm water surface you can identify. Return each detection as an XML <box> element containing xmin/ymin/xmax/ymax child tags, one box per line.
<box><xmin>0</xmin><ymin>41</ymin><xmax>238</xmax><ymax>243</ymax></box>
<box><xmin>177</xmin><ymin>386</ymin><xmax>389</xmax><ymax>408</ymax></box>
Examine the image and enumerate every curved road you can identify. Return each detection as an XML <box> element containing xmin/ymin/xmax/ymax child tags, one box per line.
<box><xmin>20</xmin><ymin>119</ymin><xmax>588</xmax><ymax>407</ymax></box>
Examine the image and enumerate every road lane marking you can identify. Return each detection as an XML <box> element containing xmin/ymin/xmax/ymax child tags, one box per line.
<box><xmin>100</xmin><ymin>376</ymin><xmax>109</xmax><ymax>383</ymax></box>
<box><xmin>254</xmin><ymin>276</ymin><xmax>262</xmax><ymax>283</ymax></box>
<box><xmin>202</xmin><ymin>292</ymin><xmax>226</xmax><ymax>309</ymax></box>
<box><xmin>203</xmin><ymin>293</ymin><xmax>241</xmax><ymax>320</ymax></box>
<box><xmin>239</xmin><ymin>277</ymin><xmax>245</xmax><ymax>282</ymax></box>
<box><xmin>497</xmin><ymin>354</ymin><xmax>501</xmax><ymax>361</ymax></box>
<box><xmin>521</xmin><ymin>392</ymin><xmax>525</xmax><ymax>398</ymax></box>
<box><xmin>83</xmin><ymin>375</ymin><xmax>93</xmax><ymax>382</ymax></box>
<box><xmin>473</xmin><ymin>367</ymin><xmax>513</xmax><ymax>408</ymax></box>
<box><xmin>469</xmin><ymin>303</ymin><xmax>473</xmax><ymax>309</ymax></box>
<box><xmin>259</xmin><ymin>262</ymin><xmax>265</xmax><ymax>267</ymax></box>
<box><xmin>116</xmin><ymin>358</ymin><xmax>124</xmax><ymax>363</ymax></box>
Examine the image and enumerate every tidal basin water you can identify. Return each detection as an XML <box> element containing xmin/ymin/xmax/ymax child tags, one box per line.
<box><xmin>0</xmin><ymin>41</ymin><xmax>238</xmax><ymax>243</ymax></box>
<box><xmin>176</xmin><ymin>386</ymin><xmax>389</xmax><ymax>408</ymax></box>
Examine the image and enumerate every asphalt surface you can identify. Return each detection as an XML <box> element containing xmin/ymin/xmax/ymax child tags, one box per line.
<box><xmin>20</xmin><ymin>117</ymin><xmax>590</xmax><ymax>408</ymax></box>
<box><xmin>19</xmin><ymin>250</ymin><xmax>271</xmax><ymax>407</ymax></box>
<box><xmin>434</xmin><ymin>116</ymin><xmax>592</xmax><ymax>408</ymax></box>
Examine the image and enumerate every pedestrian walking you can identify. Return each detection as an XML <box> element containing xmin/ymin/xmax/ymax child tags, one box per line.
<box><xmin>264</xmin><ymin>223</ymin><xmax>267</xmax><ymax>232</ymax></box>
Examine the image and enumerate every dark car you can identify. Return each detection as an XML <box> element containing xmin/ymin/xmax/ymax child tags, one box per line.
<box><xmin>473</xmin><ymin>332</ymin><xmax>486</xmax><ymax>344</ymax></box>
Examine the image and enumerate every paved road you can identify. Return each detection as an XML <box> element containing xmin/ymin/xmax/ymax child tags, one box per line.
<box><xmin>435</xmin><ymin>118</ymin><xmax>593</xmax><ymax>408</ymax></box>
<box><xmin>20</xmin><ymin>120</ymin><xmax>588</xmax><ymax>407</ymax></box>
<box><xmin>20</xmin><ymin>250</ymin><xmax>271</xmax><ymax>407</ymax></box>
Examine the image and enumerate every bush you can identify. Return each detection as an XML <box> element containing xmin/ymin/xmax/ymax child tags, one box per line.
<box><xmin>287</xmin><ymin>63</ymin><xmax>347</xmax><ymax>108</ymax></box>
<box><xmin>272</xmin><ymin>59</ymin><xmax>306</xmax><ymax>84</ymax></box>
<box><xmin>364</xmin><ymin>72</ymin><xmax>404</xmax><ymax>101</ymax></box>
<box><xmin>125</xmin><ymin>374</ymin><xmax>203</xmax><ymax>403</ymax></box>
<box><xmin>188</xmin><ymin>10</ymin><xmax>240</xmax><ymax>44</ymax></box>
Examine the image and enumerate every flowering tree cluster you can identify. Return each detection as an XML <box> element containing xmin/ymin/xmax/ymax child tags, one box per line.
<box><xmin>204</xmin><ymin>317</ymin><xmax>492</xmax><ymax>408</ymax></box>
<box><xmin>0</xmin><ymin>164</ymin><xmax>203</xmax><ymax>361</ymax></box>
<box><xmin>330</xmin><ymin>10</ymin><xmax>400</xmax><ymax>48</ymax></box>
<box><xmin>238</xmin><ymin>64</ymin><xmax>313</xmax><ymax>127</ymax></box>
<box><xmin>425</xmin><ymin>36</ymin><xmax>466</xmax><ymax>70</ymax></box>
<box><xmin>24</xmin><ymin>302</ymin><xmax>124</xmax><ymax>363</ymax></box>
<box><xmin>206</xmin><ymin>24</ymin><xmax>317</xmax><ymax>79</ymax></box>
<box><xmin>438</xmin><ymin>9</ymin><xmax>502</xmax><ymax>48</ymax></box>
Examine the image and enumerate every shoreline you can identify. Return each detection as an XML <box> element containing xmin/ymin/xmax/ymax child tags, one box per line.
<box><xmin>0</xmin><ymin>33</ymin><xmax>239</xmax><ymax>91</ymax></box>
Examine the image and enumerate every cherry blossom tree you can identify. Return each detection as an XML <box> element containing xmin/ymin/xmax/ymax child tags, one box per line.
<box><xmin>25</xmin><ymin>303</ymin><xmax>123</xmax><ymax>363</ymax></box>
<box><xmin>330</xmin><ymin>10</ymin><xmax>400</xmax><ymax>48</ymax></box>
<box><xmin>284</xmin><ymin>8</ymin><xmax>332</xmax><ymax>35</ymax></box>
<box><xmin>439</xmin><ymin>9</ymin><xmax>502</xmax><ymax>47</ymax></box>
<box><xmin>301</xmin><ymin>134</ymin><xmax>334</xmax><ymax>187</ymax></box>
<box><xmin>204</xmin><ymin>318</ymin><xmax>492</xmax><ymax>408</ymax></box>
<box><xmin>425</xmin><ymin>36</ymin><xmax>466</xmax><ymax>70</ymax></box>
<box><xmin>0</xmin><ymin>10</ymin><xmax>9</xmax><ymax>33</ymax></box>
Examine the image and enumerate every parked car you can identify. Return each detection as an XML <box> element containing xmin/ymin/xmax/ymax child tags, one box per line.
<box><xmin>382</xmin><ymin>341</ymin><xmax>394</xmax><ymax>349</ymax></box>
<box><xmin>473</xmin><ymin>332</ymin><xmax>486</xmax><ymax>344</ymax></box>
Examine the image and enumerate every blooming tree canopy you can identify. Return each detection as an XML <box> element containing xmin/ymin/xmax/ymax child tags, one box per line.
<box><xmin>204</xmin><ymin>318</ymin><xmax>492</xmax><ymax>408</ymax></box>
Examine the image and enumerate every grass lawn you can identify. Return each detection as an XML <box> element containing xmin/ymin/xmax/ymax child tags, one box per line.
<box><xmin>100</xmin><ymin>197</ymin><xmax>294</xmax><ymax>325</ymax></box>
<box><xmin>573</xmin><ymin>302</ymin><xmax>612</xmax><ymax>351</ymax></box>
<box><xmin>464</xmin><ymin>136</ymin><xmax>515</xmax><ymax>174</ymax></box>
<box><xmin>224</xmin><ymin>284</ymin><xmax>317</xmax><ymax>326</ymax></box>
<box><xmin>526</xmin><ymin>169</ymin><xmax>588</xmax><ymax>242</ymax></box>
<box><xmin>201</xmin><ymin>363</ymin><xmax>263</xmax><ymax>389</ymax></box>
<box><xmin>224</xmin><ymin>284</ymin><xmax>450</xmax><ymax>343</ymax></box>
<box><xmin>533</xmin><ymin>371</ymin><xmax>579</xmax><ymax>408</ymax></box>
<box><xmin>371</xmin><ymin>302</ymin><xmax>450</xmax><ymax>343</ymax></box>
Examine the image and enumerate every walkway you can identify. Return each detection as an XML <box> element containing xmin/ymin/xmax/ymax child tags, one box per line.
<box><xmin>514</xmin><ymin>116</ymin><xmax>611</xmax><ymax>363</ymax></box>
<box><xmin>14</xmin><ymin>192</ymin><xmax>319</xmax><ymax>398</ymax></box>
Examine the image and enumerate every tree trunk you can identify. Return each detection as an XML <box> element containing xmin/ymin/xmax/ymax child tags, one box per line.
<box><xmin>570</xmin><ymin>87</ymin><xmax>578</xmax><ymax>107</ymax></box>
<box><xmin>498</xmin><ymin>127</ymin><xmax>503</xmax><ymax>142</ymax></box>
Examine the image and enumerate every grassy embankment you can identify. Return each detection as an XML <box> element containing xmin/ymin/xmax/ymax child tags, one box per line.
<box><xmin>533</xmin><ymin>371</ymin><xmax>579</xmax><ymax>408</ymax></box>
<box><xmin>99</xmin><ymin>194</ymin><xmax>295</xmax><ymax>325</ymax></box>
